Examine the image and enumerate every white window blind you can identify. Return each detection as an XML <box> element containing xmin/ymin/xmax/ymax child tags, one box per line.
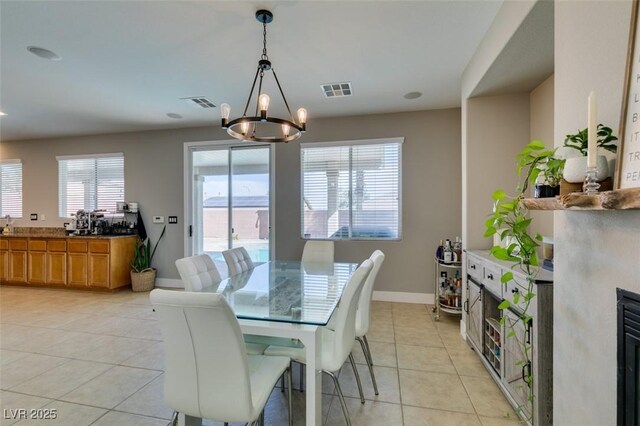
<box><xmin>57</xmin><ymin>154</ymin><xmax>124</xmax><ymax>217</ymax></box>
<box><xmin>301</xmin><ymin>138</ymin><xmax>402</xmax><ymax>240</ymax></box>
<box><xmin>0</xmin><ymin>160</ymin><xmax>23</xmax><ymax>218</ymax></box>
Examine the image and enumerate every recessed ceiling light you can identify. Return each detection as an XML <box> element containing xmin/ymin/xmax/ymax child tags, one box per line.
<box><xmin>166</xmin><ymin>113</ymin><xmax>183</xmax><ymax>119</ymax></box>
<box><xmin>403</xmin><ymin>91</ymin><xmax>422</xmax><ymax>100</ymax></box>
<box><xmin>27</xmin><ymin>46</ymin><xmax>61</xmax><ymax>61</ymax></box>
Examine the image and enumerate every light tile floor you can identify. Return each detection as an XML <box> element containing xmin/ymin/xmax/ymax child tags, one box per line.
<box><xmin>0</xmin><ymin>286</ymin><xmax>524</xmax><ymax>425</ymax></box>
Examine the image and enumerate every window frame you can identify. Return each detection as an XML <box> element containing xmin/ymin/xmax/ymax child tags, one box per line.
<box><xmin>56</xmin><ymin>152</ymin><xmax>124</xmax><ymax>219</ymax></box>
<box><xmin>0</xmin><ymin>159</ymin><xmax>23</xmax><ymax>219</ymax></box>
<box><xmin>300</xmin><ymin>137</ymin><xmax>403</xmax><ymax>241</ymax></box>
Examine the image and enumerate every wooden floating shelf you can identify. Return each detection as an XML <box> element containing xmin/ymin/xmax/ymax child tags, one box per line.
<box><xmin>522</xmin><ymin>188</ymin><xmax>640</xmax><ymax>211</ymax></box>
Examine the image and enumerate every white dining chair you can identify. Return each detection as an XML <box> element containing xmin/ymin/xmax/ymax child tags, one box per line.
<box><xmin>354</xmin><ymin>250</ymin><xmax>385</xmax><ymax>395</ymax></box>
<box><xmin>223</xmin><ymin>247</ymin><xmax>255</xmax><ymax>276</ymax></box>
<box><xmin>175</xmin><ymin>254</ymin><xmax>267</xmax><ymax>356</ymax></box>
<box><xmin>301</xmin><ymin>240</ymin><xmax>334</xmax><ymax>263</ymax></box>
<box><xmin>150</xmin><ymin>289</ymin><xmax>293</xmax><ymax>426</ymax></box>
<box><xmin>264</xmin><ymin>259</ymin><xmax>373</xmax><ymax>426</ymax></box>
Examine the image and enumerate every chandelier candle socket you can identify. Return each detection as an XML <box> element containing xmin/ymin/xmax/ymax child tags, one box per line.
<box><xmin>220</xmin><ymin>10</ymin><xmax>307</xmax><ymax>143</ymax></box>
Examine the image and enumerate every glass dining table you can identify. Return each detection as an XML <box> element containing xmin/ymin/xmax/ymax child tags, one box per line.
<box><xmin>190</xmin><ymin>260</ymin><xmax>359</xmax><ymax>426</ymax></box>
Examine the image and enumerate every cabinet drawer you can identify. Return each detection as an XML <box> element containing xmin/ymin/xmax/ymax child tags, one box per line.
<box><xmin>0</xmin><ymin>240</ymin><xmax>8</xmax><ymax>250</ymax></box>
<box><xmin>29</xmin><ymin>240</ymin><xmax>47</xmax><ymax>251</ymax></box>
<box><xmin>88</xmin><ymin>240</ymin><xmax>110</xmax><ymax>254</ymax></box>
<box><xmin>466</xmin><ymin>255</ymin><xmax>483</xmax><ymax>282</ymax></box>
<box><xmin>9</xmin><ymin>239</ymin><xmax>27</xmax><ymax>251</ymax></box>
<box><xmin>47</xmin><ymin>240</ymin><xmax>67</xmax><ymax>252</ymax></box>
<box><xmin>482</xmin><ymin>263</ymin><xmax>502</xmax><ymax>297</ymax></box>
<box><xmin>504</xmin><ymin>277</ymin><xmax>536</xmax><ymax>314</ymax></box>
<box><xmin>68</xmin><ymin>240</ymin><xmax>88</xmax><ymax>253</ymax></box>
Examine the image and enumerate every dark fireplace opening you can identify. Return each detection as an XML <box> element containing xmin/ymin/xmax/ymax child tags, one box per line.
<box><xmin>617</xmin><ymin>288</ymin><xmax>640</xmax><ymax>426</ymax></box>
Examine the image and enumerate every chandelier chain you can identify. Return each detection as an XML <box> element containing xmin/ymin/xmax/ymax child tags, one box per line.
<box><xmin>261</xmin><ymin>21</ymin><xmax>268</xmax><ymax>60</ymax></box>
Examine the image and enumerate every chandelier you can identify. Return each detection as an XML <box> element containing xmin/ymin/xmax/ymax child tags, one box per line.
<box><xmin>220</xmin><ymin>10</ymin><xmax>307</xmax><ymax>143</ymax></box>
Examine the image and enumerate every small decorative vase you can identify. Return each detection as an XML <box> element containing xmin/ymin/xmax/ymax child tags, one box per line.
<box><xmin>562</xmin><ymin>155</ymin><xmax>609</xmax><ymax>183</ymax></box>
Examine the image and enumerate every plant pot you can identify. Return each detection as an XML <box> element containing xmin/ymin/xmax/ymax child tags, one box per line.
<box><xmin>562</xmin><ymin>155</ymin><xmax>609</xmax><ymax>183</ymax></box>
<box><xmin>131</xmin><ymin>268</ymin><xmax>156</xmax><ymax>292</ymax></box>
<box><xmin>534</xmin><ymin>184</ymin><xmax>560</xmax><ymax>198</ymax></box>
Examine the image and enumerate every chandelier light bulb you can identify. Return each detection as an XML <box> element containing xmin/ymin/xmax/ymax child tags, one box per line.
<box><xmin>240</xmin><ymin>121</ymin><xmax>249</xmax><ymax>135</ymax></box>
<box><xmin>297</xmin><ymin>108</ymin><xmax>307</xmax><ymax>125</ymax></box>
<box><xmin>282</xmin><ymin>123</ymin><xmax>290</xmax><ymax>137</ymax></box>
<box><xmin>221</xmin><ymin>103</ymin><xmax>231</xmax><ymax>120</ymax></box>
<box><xmin>259</xmin><ymin>94</ymin><xmax>270</xmax><ymax>120</ymax></box>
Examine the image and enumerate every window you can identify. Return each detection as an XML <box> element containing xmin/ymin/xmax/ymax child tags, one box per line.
<box><xmin>301</xmin><ymin>138</ymin><xmax>402</xmax><ymax>240</ymax></box>
<box><xmin>57</xmin><ymin>153</ymin><xmax>124</xmax><ymax>217</ymax></box>
<box><xmin>0</xmin><ymin>159</ymin><xmax>23</xmax><ymax>218</ymax></box>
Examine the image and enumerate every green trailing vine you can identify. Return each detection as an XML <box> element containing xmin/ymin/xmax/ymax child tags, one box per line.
<box><xmin>483</xmin><ymin>139</ymin><xmax>555</xmax><ymax>419</ymax></box>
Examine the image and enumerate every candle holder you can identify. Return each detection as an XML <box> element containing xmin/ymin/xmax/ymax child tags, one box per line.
<box><xmin>583</xmin><ymin>166</ymin><xmax>600</xmax><ymax>195</ymax></box>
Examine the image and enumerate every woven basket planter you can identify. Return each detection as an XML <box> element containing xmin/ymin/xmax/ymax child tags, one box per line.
<box><xmin>131</xmin><ymin>268</ymin><xmax>156</xmax><ymax>292</ymax></box>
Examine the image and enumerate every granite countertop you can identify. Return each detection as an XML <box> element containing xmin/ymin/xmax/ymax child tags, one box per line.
<box><xmin>0</xmin><ymin>233</ymin><xmax>137</xmax><ymax>239</ymax></box>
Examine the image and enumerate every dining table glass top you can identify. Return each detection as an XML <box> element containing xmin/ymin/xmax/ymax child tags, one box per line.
<box><xmin>200</xmin><ymin>260</ymin><xmax>359</xmax><ymax>325</ymax></box>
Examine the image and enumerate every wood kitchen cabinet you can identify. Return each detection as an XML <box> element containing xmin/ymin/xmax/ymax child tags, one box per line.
<box><xmin>0</xmin><ymin>235</ymin><xmax>135</xmax><ymax>290</ymax></box>
<box><xmin>0</xmin><ymin>239</ymin><xmax>8</xmax><ymax>282</ymax></box>
<box><xmin>28</xmin><ymin>239</ymin><xmax>47</xmax><ymax>284</ymax></box>
<box><xmin>8</xmin><ymin>238</ymin><xmax>27</xmax><ymax>283</ymax></box>
<box><xmin>46</xmin><ymin>240</ymin><xmax>67</xmax><ymax>285</ymax></box>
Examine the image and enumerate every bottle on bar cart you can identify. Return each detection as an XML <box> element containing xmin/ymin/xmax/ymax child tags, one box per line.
<box><xmin>443</xmin><ymin>239</ymin><xmax>454</xmax><ymax>264</ymax></box>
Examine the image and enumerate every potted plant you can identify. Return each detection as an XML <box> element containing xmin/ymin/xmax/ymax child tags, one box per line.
<box><xmin>515</xmin><ymin>140</ymin><xmax>565</xmax><ymax>198</ymax></box>
<box><xmin>130</xmin><ymin>225</ymin><xmax>166</xmax><ymax>292</ymax></box>
<box><xmin>561</xmin><ymin>124</ymin><xmax>617</xmax><ymax>182</ymax></box>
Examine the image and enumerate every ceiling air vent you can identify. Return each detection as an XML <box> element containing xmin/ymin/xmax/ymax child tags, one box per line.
<box><xmin>181</xmin><ymin>97</ymin><xmax>216</xmax><ymax>108</ymax></box>
<box><xmin>321</xmin><ymin>82</ymin><xmax>352</xmax><ymax>98</ymax></box>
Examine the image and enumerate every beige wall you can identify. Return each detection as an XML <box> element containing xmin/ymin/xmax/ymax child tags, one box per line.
<box><xmin>554</xmin><ymin>1</ymin><xmax>640</xmax><ymax>424</ymax></box>
<box><xmin>275</xmin><ymin>109</ymin><xmax>462</xmax><ymax>294</ymax></box>
<box><xmin>464</xmin><ymin>93</ymin><xmax>531</xmax><ymax>249</ymax></box>
<box><xmin>1</xmin><ymin>108</ymin><xmax>461</xmax><ymax>294</ymax></box>
<box><xmin>529</xmin><ymin>74</ymin><xmax>554</xmax><ymax>240</ymax></box>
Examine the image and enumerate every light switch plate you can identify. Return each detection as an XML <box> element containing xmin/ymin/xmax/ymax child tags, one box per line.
<box><xmin>153</xmin><ymin>216</ymin><xmax>165</xmax><ymax>224</ymax></box>
<box><xmin>168</xmin><ymin>216</ymin><xmax>178</xmax><ymax>224</ymax></box>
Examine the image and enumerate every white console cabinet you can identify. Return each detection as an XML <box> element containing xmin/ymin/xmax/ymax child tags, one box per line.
<box><xmin>464</xmin><ymin>250</ymin><xmax>553</xmax><ymax>426</ymax></box>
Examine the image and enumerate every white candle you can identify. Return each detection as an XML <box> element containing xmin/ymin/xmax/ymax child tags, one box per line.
<box><xmin>587</xmin><ymin>91</ymin><xmax>597</xmax><ymax>168</ymax></box>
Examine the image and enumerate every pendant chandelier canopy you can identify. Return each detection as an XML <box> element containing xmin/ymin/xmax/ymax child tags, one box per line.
<box><xmin>220</xmin><ymin>10</ymin><xmax>307</xmax><ymax>143</ymax></box>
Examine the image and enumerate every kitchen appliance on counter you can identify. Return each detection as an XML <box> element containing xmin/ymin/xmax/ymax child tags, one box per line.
<box><xmin>70</xmin><ymin>207</ymin><xmax>138</xmax><ymax>236</ymax></box>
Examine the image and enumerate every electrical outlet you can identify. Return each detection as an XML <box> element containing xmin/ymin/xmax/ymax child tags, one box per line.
<box><xmin>153</xmin><ymin>216</ymin><xmax>165</xmax><ymax>224</ymax></box>
<box><xmin>40</xmin><ymin>214</ymin><xmax>45</xmax><ymax>220</ymax></box>
<box><xmin>30</xmin><ymin>213</ymin><xmax>38</xmax><ymax>221</ymax></box>
<box><xmin>168</xmin><ymin>216</ymin><xmax>178</xmax><ymax>224</ymax></box>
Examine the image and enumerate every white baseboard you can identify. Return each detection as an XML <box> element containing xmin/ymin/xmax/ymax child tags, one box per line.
<box><xmin>372</xmin><ymin>291</ymin><xmax>434</xmax><ymax>304</ymax></box>
<box><xmin>155</xmin><ymin>278</ymin><xmax>183</xmax><ymax>289</ymax></box>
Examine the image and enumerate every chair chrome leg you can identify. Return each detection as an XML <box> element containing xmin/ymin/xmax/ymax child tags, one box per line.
<box><xmin>357</xmin><ymin>336</ymin><xmax>379</xmax><ymax>395</ymax></box>
<box><xmin>363</xmin><ymin>335</ymin><xmax>374</xmax><ymax>365</ymax></box>
<box><xmin>324</xmin><ymin>371</ymin><xmax>351</xmax><ymax>426</ymax></box>
<box><xmin>287</xmin><ymin>366</ymin><xmax>293</xmax><ymax>426</ymax></box>
<box><xmin>348</xmin><ymin>353</ymin><xmax>365</xmax><ymax>404</ymax></box>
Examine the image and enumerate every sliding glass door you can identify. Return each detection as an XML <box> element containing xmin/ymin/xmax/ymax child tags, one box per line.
<box><xmin>189</xmin><ymin>144</ymin><xmax>271</xmax><ymax>262</ymax></box>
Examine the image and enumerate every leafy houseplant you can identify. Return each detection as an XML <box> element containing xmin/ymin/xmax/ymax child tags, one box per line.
<box><xmin>516</xmin><ymin>140</ymin><xmax>565</xmax><ymax>198</ymax></box>
<box><xmin>564</xmin><ymin>124</ymin><xmax>618</xmax><ymax>154</ymax></box>
<box><xmin>484</xmin><ymin>140</ymin><xmax>548</xmax><ymax>420</ymax></box>
<box><xmin>562</xmin><ymin>124</ymin><xmax>617</xmax><ymax>183</ymax></box>
<box><xmin>130</xmin><ymin>225</ymin><xmax>166</xmax><ymax>292</ymax></box>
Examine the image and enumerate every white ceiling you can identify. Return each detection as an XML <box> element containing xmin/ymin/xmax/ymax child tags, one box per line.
<box><xmin>0</xmin><ymin>1</ymin><xmax>503</xmax><ymax>141</ymax></box>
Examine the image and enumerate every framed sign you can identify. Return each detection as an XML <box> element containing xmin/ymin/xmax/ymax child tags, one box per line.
<box><xmin>617</xmin><ymin>0</ymin><xmax>640</xmax><ymax>189</ymax></box>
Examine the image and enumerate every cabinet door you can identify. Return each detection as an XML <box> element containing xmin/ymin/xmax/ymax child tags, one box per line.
<box><xmin>67</xmin><ymin>253</ymin><xmax>88</xmax><ymax>286</ymax></box>
<box><xmin>0</xmin><ymin>249</ymin><xmax>8</xmax><ymax>282</ymax></box>
<box><xmin>28</xmin><ymin>251</ymin><xmax>47</xmax><ymax>284</ymax></box>
<box><xmin>8</xmin><ymin>251</ymin><xmax>27</xmax><ymax>283</ymax></box>
<box><xmin>467</xmin><ymin>280</ymin><xmax>483</xmax><ymax>350</ymax></box>
<box><xmin>47</xmin><ymin>252</ymin><xmax>67</xmax><ymax>285</ymax></box>
<box><xmin>503</xmin><ymin>309</ymin><xmax>533</xmax><ymax>419</ymax></box>
<box><xmin>88</xmin><ymin>253</ymin><xmax>110</xmax><ymax>288</ymax></box>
